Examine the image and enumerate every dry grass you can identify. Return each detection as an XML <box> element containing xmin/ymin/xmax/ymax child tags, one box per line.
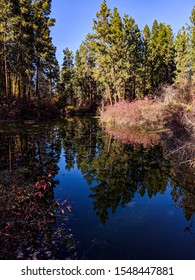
<box><xmin>101</xmin><ymin>85</ymin><xmax>194</xmax><ymax>130</ymax></box>
<box><xmin>101</xmin><ymin>99</ymin><xmax>165</xmax><ymax>128</ymax></box>
<box><xmin>101</xmin><ymin>85</ymin><xmax>195</xmax><ymax>149</ymax></box>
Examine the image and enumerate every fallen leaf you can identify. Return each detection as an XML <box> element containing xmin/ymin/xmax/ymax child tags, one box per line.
<box><xmin>66</xmin><ymin>205</ymin><xmax>72</xmax><ymax>212</ymax></box>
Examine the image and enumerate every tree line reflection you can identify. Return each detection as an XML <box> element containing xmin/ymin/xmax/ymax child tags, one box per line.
<box><xmin>59</xmin><ymin>119</ymin><xmax>195</xmax><ymax>224</ymax></box>
<box><xmin>0</xmin><ymin>119</ymin><xmax>194</xmax><ymax>258</ymax></box>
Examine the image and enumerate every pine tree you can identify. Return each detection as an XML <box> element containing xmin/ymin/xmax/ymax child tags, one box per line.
<box><xmin>0</xmin><ymin>0</ymin><xmax>58</xmax><ymax>99</ymax></box>
<box><xmin>159</xmin><ymin>23</ymin><xmax>175</xmax><ymax>84</ymax></box>
<box><xmin>0</xmin><ymin>0</ymin><xmax>18</xmax><ymax>96</ymax></box>
<box><xmin>147</xmin><ymin>20</ymin><xmax>175</xmax><ymax>93</ymax></box>
<box><xmin>189</xmin><ymin>5</ymin><xmax>195</xmax><ymax>87</ymax></box>
<box><xmin>60</xmin><ymin>47</ymin><xmax>74</xmax><ymax>105</ymax></box>
<box><xmin>73</xmin><ymin>49</ymin><xmax>84</xmax><ymax>105</ymax></box>
<box><xmin>87</xmin><ymin>0</ymin><xmax>113</xmax><ymax>105</ymax></box>
<box><xmin>32</xmin><ymin>0</ymin><xmax>55</xmax><ymax>99</ymax></box>
<box><xmin>175</xmin><ymin>26</ymin><xmax>190</xmax><ymax>92</ymax></box>
<box><xmin>44</xmin><ymin>44</ymin><xmax>59</xmax><ymax>98</ymax></box>
<box><xmin>11</xmin><ymin>0</ymin><xmax>35</xmax><ymax>98</ymax></box>
<box><xmin>109</xmin><ymin>7</ymin><xmax>125</xmax><ymax>102</ymax></box>
<box><xmin>123</xmin><ymin>15</ymin><xmax>143</xmax><ymax>99</ymax></box>
<box><xmin>142</xmin><ymin>24</ymin><xmax>152</xmax><ymax>94</ymax></box>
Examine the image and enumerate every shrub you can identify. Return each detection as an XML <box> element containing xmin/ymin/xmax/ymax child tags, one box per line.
<box><xmin>101</xmin><ymin>99</ymin><xmax>165</xmax><ymax>129</ymax></box>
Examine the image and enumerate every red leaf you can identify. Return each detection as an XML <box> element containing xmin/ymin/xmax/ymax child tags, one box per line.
<box><xmin>66</xmin><ymin>205</ymin><xmax>72</xmax><ymax>212</ymax></box>
<box><xmin>36</xmin><ymin>192</ymin><xmax>43</xmax><ymax>197</ymax></box>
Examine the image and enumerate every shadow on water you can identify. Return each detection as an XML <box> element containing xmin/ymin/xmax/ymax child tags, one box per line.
<box><xmin>0</xmin><ymin>118</ymin><xmax>195</xmax><ymax>259</ymax></box>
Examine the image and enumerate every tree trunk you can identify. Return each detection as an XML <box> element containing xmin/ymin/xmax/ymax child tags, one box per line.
<box><xmin>4</xmin><ymin>44</ymin><xmax>9</xmax><ymax>97</ymax></box>
<box><xmin>18</xmin><ymin>79</ymin><xmax>21</xmax><ymax>99</ymax></box>
<box><xmin>113</xmin><ymin>69</ymin><xmax>117</xmax><ymax>104</ymax></box>
<box><xmin>89</xmin><ymin>78</ymin><xmax>93</xmax><ymax>105</ymax></box>
<box><xmin>28</xmin><ymin>82</ymin><xmax>31</xmax><ymax>99</ymax></box>
<box><xmin>107</xmin><ymin>84</ymin><xmax>112</xmax><ymax>106</ymax></box>
<box><xmin>14</xmin><ymin>76</ymin><xmax>18</xmax><ymax>97</ymax></box>
<box><xmin>36</xmin><ymin>58</ymin><xmax>40</xmax><ymax>99</ymax></box>
<box><xmin>49</xmin><ymin>77</ymin><xmax>52</xmax><ymax>98</ymax></box>
<box><xmin>23</xmin><ymin>77</ymin><xmax>27</xmax><ymax>98</ymax></box>
<box><xmin>8</xmin><ymin>139</ymin><xmax>12</xmax><ymax>172</ymax></box>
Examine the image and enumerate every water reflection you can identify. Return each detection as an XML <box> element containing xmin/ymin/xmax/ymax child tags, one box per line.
<box><xmin>0</xmin><ymin>122</ymin><xmax>76</xmax><ymax>259</ymax></box>
<box><xmin>0</xmin><ymin>119</ymin><xmax>195</xmax><ymax>259</ymax></box>
<box><xmin>59</xmin><ymin>119</ymin><xmax>195</xmax><ymax>224</ymax></box>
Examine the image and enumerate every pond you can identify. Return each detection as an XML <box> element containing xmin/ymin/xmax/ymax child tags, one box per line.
<box><xmin>0</xmin><ymin>118</ymin><xmax>195</xmax><ymax>260</ymax></box>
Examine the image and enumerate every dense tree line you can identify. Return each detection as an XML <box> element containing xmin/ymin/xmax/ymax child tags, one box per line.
<box><xmin>0</xmin><ymin>0</ymin><xmax>59</xmax><ymax>99</ymax></box>
<box><xmin>1</xmin><ymin>0</ymin><xmax>195</xmax><ymax>107</ymax></box>
<box><xmin>59</xmin><ymin>1</ymin><xmax>195</xmax><ymax>107</ymax></box>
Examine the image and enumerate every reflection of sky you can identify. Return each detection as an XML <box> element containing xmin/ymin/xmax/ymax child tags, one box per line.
<box><xmin>54</xmin><ymin>149</ymin><xmax>195</xmax><ymax>260</ymax></box>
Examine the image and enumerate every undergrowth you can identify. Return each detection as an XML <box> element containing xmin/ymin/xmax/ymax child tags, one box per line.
<box><xmin>101</xmin><ymin>85</ymin><xmax>195</xmax><ymax>140</ymax></box>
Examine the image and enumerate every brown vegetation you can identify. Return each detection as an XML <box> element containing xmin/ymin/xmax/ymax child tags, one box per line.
<box><xmin>0</xmin><ymin>97</ymin><xmax>60</xmax><ymax>121</ymax></box>
<box><xmin>101</xmin><ymin>85</ymin><xmax>195</xmax><ymax>137</ymax></box>
<box><xmin>101</xmin><ymin>85</ymin><xmax>195</xmax><ymax>169</ymax></box>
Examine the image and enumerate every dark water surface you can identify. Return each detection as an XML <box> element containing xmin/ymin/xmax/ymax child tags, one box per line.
<box><xmin>0</xmin><ymin>118</ymin><xmax>195</xmax><ymax>259</ymax></box>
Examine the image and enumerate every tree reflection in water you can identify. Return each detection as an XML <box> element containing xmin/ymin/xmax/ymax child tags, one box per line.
<box><xmin>0</xmin><ymin>119</ymin><xmax>194</xmax><ymax>259</ymax></box>
<box><xmin>0</xmin><ymin>123</ymin><xmax>76</xmax><ymax>259</ymax></box>
<box><xmin>60</xmin><ymin>119</ymin><xmax>195</xmax><ymax>226</ymax></box>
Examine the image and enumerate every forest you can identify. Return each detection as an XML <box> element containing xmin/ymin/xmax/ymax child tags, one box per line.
<box><xmin>0</xmin><ymin>1</ymin><xmax>194</xmax><ymax>113</ymax></box>
<box><xmin>0</xmin><ymin>0</ymin><xmax>195</xmax><ymax>261</ymax></box>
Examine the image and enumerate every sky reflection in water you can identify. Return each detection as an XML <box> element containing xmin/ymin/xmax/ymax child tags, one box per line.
<box><xmin>0</xmin><ymin>119</ymin><xmax>194</xmax><ymax>260</ymax></box>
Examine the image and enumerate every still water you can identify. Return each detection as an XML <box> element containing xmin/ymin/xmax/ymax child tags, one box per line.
<box><xmin>0</xmin><ymin>118</ymin><xmax>195</xmax><ymax>259</ymax></box>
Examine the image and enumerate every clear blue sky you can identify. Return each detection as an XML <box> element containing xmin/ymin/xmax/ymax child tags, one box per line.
<box><xmin>51</xmin><ymin>0</ymin><xmax>195</xmax><ymax>66</ymax></box>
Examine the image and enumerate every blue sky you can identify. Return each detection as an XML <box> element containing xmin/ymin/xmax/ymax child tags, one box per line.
<box><xmin>51</xmin><ymin>0</ymin><xmax>195</xmax><ymax>66</ymax></box>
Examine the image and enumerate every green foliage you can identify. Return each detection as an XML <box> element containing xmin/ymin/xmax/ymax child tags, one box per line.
<box><xmin>0</xmin><ymin>0</ymin><xmax>59</xmax><ymax>100</ymax></box>
<box><xmin>146</xmin><ymin>20</ymin><xmax>175</xmax><ymax>91</ymax></box>
<box><xmin>62</xmin><ymin>1</ymin><xmax>182</xmax><ymax>107</ymax></box>
<box><xmin>1</xmin><ymin>0</ymin><xmax>194</xmax><ymax>110</ymax></box>
<box><xmin>59</xmin><ymin>48</ymin><xmax>74</xmax><ymax>105</ymax></box>
<box><xmin>174</xmin><ymin>26</ymin><xmax>190</xmax><ymax>93</ymax></box>
<box><xmin>189</xmin><ymin>6</ymin><xmax>195</xmax><ymax>90</ymax></box>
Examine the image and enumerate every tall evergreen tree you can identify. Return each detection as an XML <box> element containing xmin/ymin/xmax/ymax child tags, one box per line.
<box><xmin>32</xmin><ymin>0</ymin><xmax>56</xmax><ymax>99</ymax></box>
<box><xmin>175</xmin><ymin>26</ymin><xmax>190</xmax><ymax>91</ymax></box>
<box><xmin>109</xmin><ymin>7</ymin><xmax>125</xmax><ymax>102</ymax></box>
<box><xmin>73</xmin><ymin>45</ymin><xmax>97</xmax><ymax>107</ymax></box>
<box><xmin>11</xmin><ymin>0</ymin><xmax>34</xmax><ymax>98</ymax></box>
<box><xmin>0</xmin><ymin>0</ymin><xmax>18</xmax><ymax>96</ymax></box>
<box><xmin>189</xmin><ymin>5</ymin><xmax>195</xmax><ymax>87</ymax></box>
<box><xmin>0</xmin><ymin>0</ymin><xmax>58</xmax><ymax>99</ymax></box>
<box><xmin>87</xmin><ymin>0</ymin><xmax>113</xmax><ymax>105</ymax></box>
<box><xmin>45</xmin><ymin>44</ymin><xmax>59</xmax><ymax>98</ymax></box>
<box><xmin>147</xmin><ymin>20</ymin><xmax>175</xmax><ymax>93</ymax></box>
<box><xmin>142</xmin><ymin>24</ymin><xmax>152</xmax><ymax>94</ymax></box>
<box><xmin>123</xmin><ymin>14</ymin><xmax>143</xmax><ymax>99</ymax></box>
<box><xmin>73</xmin><ymin>49</ymin><xmax>85</xmax><ymax>104</ymax></box>
<box><xmin>59</xmin><ymin>47</ymin><xmax>74</xmax><ymax>105</ymax></box>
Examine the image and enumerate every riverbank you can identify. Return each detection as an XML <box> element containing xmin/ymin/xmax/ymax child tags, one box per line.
<box><xmin>101</xmin><ymin>86</ymin><xmax>195</xmax><ymax>142</ymax></box>
<box><xmin>101</xmin><ymin>86</ymin><xmax>195</xmax><ymax>169</ymax></box>
<box><xmin>0</xmin><ymin>96</ymin><xmax>60</xmax><ymax>121</ymax></box>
